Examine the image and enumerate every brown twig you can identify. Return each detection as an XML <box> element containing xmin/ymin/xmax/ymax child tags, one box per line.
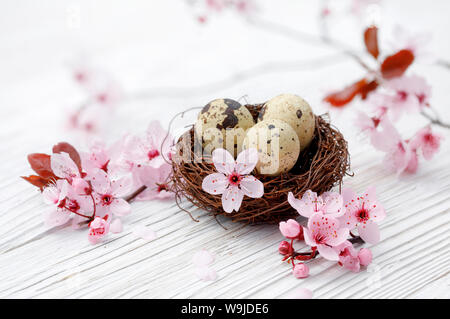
<box><xmin>125</xmin><ymin>185</ymin><xmax>148</xmax><ymax>203</ymax></box>
<box><xmin>420</xmin><ymin>110</ymin><xmax>450</xmax><ymax>129</ymax></box>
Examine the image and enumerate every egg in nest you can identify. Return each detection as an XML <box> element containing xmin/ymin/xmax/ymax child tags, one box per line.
<box><xmin>243</xmin><ymin>119</ymin><xmax>300</xmax><ymax>176</ymax></box>
<box><xmin>258</xmin><ymin>94</ymin><xmax>315</xmax><ymax>151</ymax></box>
<box><xmin>195</xmin><ymin>98</ymin><xmax>255</xmax><ymax>157</ymax></box>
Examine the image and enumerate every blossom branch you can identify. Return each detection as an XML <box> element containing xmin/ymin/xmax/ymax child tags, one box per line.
<box><xmin>124</xmin><ymin>185</ymin><xmax>147</xmax><ymax>203</ymax></box>
<box><xmin>420</xmin><ymin>110</ymin><xmax>450</xmax><ymax>129</ymax></box>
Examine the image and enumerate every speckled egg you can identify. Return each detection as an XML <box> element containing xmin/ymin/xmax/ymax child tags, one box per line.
<box><xmin>243</xmin><ymin>119</ymin><xmax>300</xmax><ymax>176</ymax></box>
<box><xmin>258</xmin><ymin>94</ymin><xmax>315</xmax><ymax>151</ymax></box>
<box><xmin>195</xmin><ymin>98</ymin><xmax>255</xmax><ymax>157</ymax></box>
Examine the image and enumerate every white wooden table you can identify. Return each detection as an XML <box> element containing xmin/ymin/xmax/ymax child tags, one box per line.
<box><xmin>0</xmin><ymin>0</ymin><xmax>449</xmax><ymax>298</ymax></box>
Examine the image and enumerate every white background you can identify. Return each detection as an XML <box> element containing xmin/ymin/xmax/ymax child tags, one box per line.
<box><xmin>0</xmin><ymin>0</ymin><xmax>449</xmax><ymax>298</ymax></box>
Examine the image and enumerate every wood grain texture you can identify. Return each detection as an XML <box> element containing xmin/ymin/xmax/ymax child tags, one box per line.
<box><xmin>0</xmin><ymin>0</ymin><xmax>449</xmax><ymax>299</ymax></box>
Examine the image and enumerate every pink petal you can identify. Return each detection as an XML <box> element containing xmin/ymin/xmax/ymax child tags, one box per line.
<box><xmin>317</xmin><ymin>244</ymin><xmax>339</xmax><ymax>261</ymax></box>
<box><xmin>371</xmin><ymin>119</ymin><xmax>401</xmax><ymax>152</ymax></box>
<box><xmin>322</xmin><ymin>192</ymin><xmax>344</xmax><ymax>217</ymax></box>
<box><xmin>88</xmin><ymin>169</ymin><xmax>110</xmax><ymax>194</ymax></box>
<box><xmin>110</xmin><ymin>219</ymin><xmax>123</xmax><ymax>234</ymax></box>
<box><xmin>43</xmin><ymin>208</ymin><xmax>71</xmax><ymax>228</ymax></box>
<box><xmin>327</xmin><ymin>226</ymin><xmax>349</xmax><ymax>247</ymax></box>
<box><xmin>290</xmin><ymin>287</ymin><xmax>313</xmax><ymax>299</ymax></box>
<box><xmin>42</xmin><ymin>185</ymin><xmax>60</xmax><ymax>205</ymax></box>
<box><xmin>212</xmin><ymin>148</ymin><xmax>235</xmax><ymax>174</ymax></box>
<box><xmin>358</xmin><ymin>220</ymin><xmax>380</xmax><ymax>244</ymax></box>
<box><xmin>195</xmin><ymin>266</ymin><xmax>217</xmax><ymax>281</ymax></box>
<box><xmin>288</xmin><ymin>192</ymin><xmax>311</xmax><ymax>218</ymax></box>
<box><xmin>50</xmin><ymin>152</ymin><xmax>80</xmax><ymax>180</ymax></box>
<box><xmin>110</xmin><ymin>198</ymin><xmax>131</xmax><ymax>216</ymax></box>
<box><xmin>235</xmin><ymin>148</ymin><xmax>258</xmax><ymax>175</ymax></box>
<box><xmin>240</xmin><ymin>176</ymin><xmax>263</xmax><ymax>198</ymax></box>
<box><xmin>110</xmin><ymin>175</ymin><xmax>133</xmax><ymax>197</ymax></box>
<box><xmin>132</xmin><ymin>225</ymin><xmax>157</xmax><ymax>241</ymax></box>
<box><xmin>192</xmin><ymin>249</ymin><xmax>215</xmax><ymax>266</ymax></box>
<box><xmin>202</xmin><ymin>173</ymin><xmax>228</xmax><ymax>195</ymax></box>
<box><xmin>221</xmin><ymin>186</ymin><xmax>241</xmax><ymax>213</ymax></box>
<box><xmin>302</xmin><ymin>227</ymin><xmax>315</xmax><ymax>247</ymax></box>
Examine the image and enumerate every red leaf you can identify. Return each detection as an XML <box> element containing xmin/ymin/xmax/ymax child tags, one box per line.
<box><xmin>380</xmin><ymin>49</ymin><xmax>414</xmax><ymax>79</ymax></box>
<box><xmin>360</xmin><ymin>80</ymin><xmax>379</xmax><ymax>100</ymax></box>
<box><xmin>52</xmin><ymin>142</ymin><xmax>82</xmax><ymax>173</ymax></box>
<box><xmin>27</xmin><ymin>153</ymin><xmax>56</xmax><ymax>179</ymax></box>
<box><xmin>324</xmin><ymin>79</ymin><xmax>368</xmax><ymax>107</ymax></box>
<box><xmin>364</xmin><ymin>26</ymin><xmax>379</xmax><ymax>59</ymax></box>
<box><xmin>21</xmin><ymin>175</ymin><xmax>51</xmax><ymax>191</ymax></box>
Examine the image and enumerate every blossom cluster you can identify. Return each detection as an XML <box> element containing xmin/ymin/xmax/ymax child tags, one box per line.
<box><xmin>22</xmin><ymin>121</ymin><xmax>174</xmax><ymax>244</ymax></box>
<box><xmin>278</xmin><ymin>187</ymin><xmax>384</xmax><ymax>277</ymax></box>
<box><xmin>324</xmin><ymin>25</ymin><xmax>444</xmax><ymax>175</ymax></box>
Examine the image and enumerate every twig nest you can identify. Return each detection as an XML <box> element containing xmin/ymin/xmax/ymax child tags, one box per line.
<box><xmin>259</xmin><ymin>94</ymin><xmax>315</xmax><ymax>151</ymax></box>
<box><xmin>171</xmin><ymin>103</ymin><xmax>350</xmax><ymax>225</ymax></box>
<box><xmin>195</xmin><ymin>98</ymin><xmax>255</xmax><ymax>157</ymax></box>
<box><xmin>243</xmin><ymin>119</ymin><xmax>300</xmax><ymax>176</ymax></box>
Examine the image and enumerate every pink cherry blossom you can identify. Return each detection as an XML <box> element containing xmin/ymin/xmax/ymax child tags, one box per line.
<box><xmin>354</xmin><ymin>111</ymin><xmax>380</xmax><ymax>134</ymax></box>
<box><xmin>279</xmin><ymin>219</ymin><xmax>302</xmax><ymax>240</ymax></box>
<box><xmin>89</xmin><ymin>169</ymin><xmax>132</xmax><ymax>217</ymax></box>
<box><xmin>410</xmin><ymin>126</ymin><xmax>443</xmax><ymax>161</ymax></box>
<box><xmin>81</xmin><ymin>141</ymin><xmax>112</xmax><ymax>174</ymax></box>
<box><xmin>42</xmin><ymin>180</ymin><xmax>94</xmax><ymax>227</ymax></box>
<box><xmin>88</xmin><ymin>215</ymin><xmax>110</xmax><ymax>245</ymax></box>
<box><xmin>134</xmin><ymin>162</ymin><xmax>174</xmax><ymax>200</ymax></box>
<box><xmin>288</xmin><ymin>190</ymin><xmax>344</xmax><ymax>218</ymax></box>
<box><xmin>192</xmin><ymin>249</ymin><xmax>215</xmax><ymax>267</ymax></box>
<box><xmin>202</xmin><ymin>148</ymin><xmax>263</xmax><ymax>213</ymax></box>
<box><xmin>370</xmin><ymin>119</ymin><xmax>414</xmax><ymax>175</ymax></box>
<box><xmin>339</xmin><ymin>187</ymin><xmax>386</xmax><ymax>244</ymax></box>
<box><xmin>292</xmin><ymin>263</ymin><xmax>309</xmax><ymax>279</ymax></box>
<box><xmin>128</xmin><ymin>121</ymin><xmax>173</xmax><ymax>170</ymax></box>
<box><xmin>358</xmin><ymin>248</ymin><xmax>373</xmax><ymax>266</ymax></box>
<box><xmin>334</xmin><ymin>240</ymin><xmax>360</xmax><ymax>273</ymax></box>
<box><xmin>385</xmin><ymin>75</ymin><xmax>431</xmax><ymax>112</ymax></box>
<box><xmin>110</xmin><ymin>218</ymin><xmax>123</xmax><ymax>234</ymax></box>
<box><xmin>303</xmin><ymin>213</ymin><xmax>349</xmax><ymax>261</ymax></box>
<box><xmin>72</xmin><ymin>177</ymin><xmax>91</xmax><ymax>195</ymax></box>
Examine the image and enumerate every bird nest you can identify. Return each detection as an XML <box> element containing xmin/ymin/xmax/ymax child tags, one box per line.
<box><xmin>170</xmin><ymin>104</ymin><xmax>350</xmax><ymax>225</ymax></box>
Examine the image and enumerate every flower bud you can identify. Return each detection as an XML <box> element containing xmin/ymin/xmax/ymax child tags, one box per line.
<box><xmin>278</xmin><ymin>241</ymin><xmax>291</xmax><ymax>255</ymax></box>
<box><xmin>293</xmin><ymin>263</ymin><xmax>309</xmax><ymax>279</ymax></box>
<box><xmin>279</xmin><ymin>219</ymin><xmax>301</xmax><ymax>239</ymax></box>
<box><xmin>358</xmin><ymin>248</ymin><xmax>373</xmax><ymax>266</ymax></box>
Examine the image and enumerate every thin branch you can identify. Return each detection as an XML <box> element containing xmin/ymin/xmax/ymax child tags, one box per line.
<box><xmin>125</xmin><ymin>185</ymin><xmax>147</xmax><ymax>203</ymax></box>
<box><xmin>420</xmin><ymin>110</ymin><xmax>450</xmax><ymax>129</ymax></box>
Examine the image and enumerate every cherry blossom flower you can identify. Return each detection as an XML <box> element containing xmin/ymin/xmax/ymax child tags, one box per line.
<box><xmin>303</xmin><ymin>213</ymin><xmax>349</xmax><ymax>261</ymax></box>
<box><xmin>43</xmin><ymin>180</ymin><xmax>93</xmax><ymax>227</ymax></box>
<box><xmin>134</xmin><ymin>162</ymin><xmax>174</xmax><ymax>200</ymax></box>
<box><xmin>88</xmin><ymin>215</ymin><xmax>110</xmax><ymax>245</ymax></box>
<box><xmin>129</xmin><ymin>121</ymin><xmax>172</xmax><ymax>169</ymax></box>
<box><xmin>389</xmin><ymin>25</ymin><xmax>432</xmax><ymax>61</ymax></box>
<box><xmin>89</xmin><ymin>169</ymin><xmax>132</xmax><ymax>217</ymax></box>
<box><xmin>288</xmin><ymin>190</ymin><xmax>344</xmax><ymax>218</ymax></box>
<box><xmin>81</xmin><ymin>141</ymin><xmax>112</xmax><ymax>175</ymax></box>
<box><xmin>279</xmin><ymin>219</ymin><xmax>302</xmax><ymax>240</ymax></box>
<box><xmin>334</xmin><ymin>240</ymin><xmax>361</xmax><ymax>273</ymax></box>
<box><xmin>292</xmin><ymin>263</ymin><xmax>309</xmax><ymax>279</ymax></box>
<box><xmin>410</xmin><ymin>126</ymin><xmax>443</xmax><ymax>161</ymax></box>
<box><xmin>370</xmin><ymin>119</ymin><xmax>414</xmax><ymax>175</ymax></box>
<box><xmin>202</xmin><ymin>148</ymin><xmax>263</xmax><ymax>213</ymax></box>
<box><xmin>339</xmin><ymin>186</ymin><xmax>386</xmax><ymax>244</ymax></box>
<box><xmin>385</xmin><ymin>75</ymin><xmax>431</xmax><ymax>113</ymax></box>
<box><xmin>355</xmin><ymin>111</ymin><xmax>379</xmax><ymax>134</ymax></box>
